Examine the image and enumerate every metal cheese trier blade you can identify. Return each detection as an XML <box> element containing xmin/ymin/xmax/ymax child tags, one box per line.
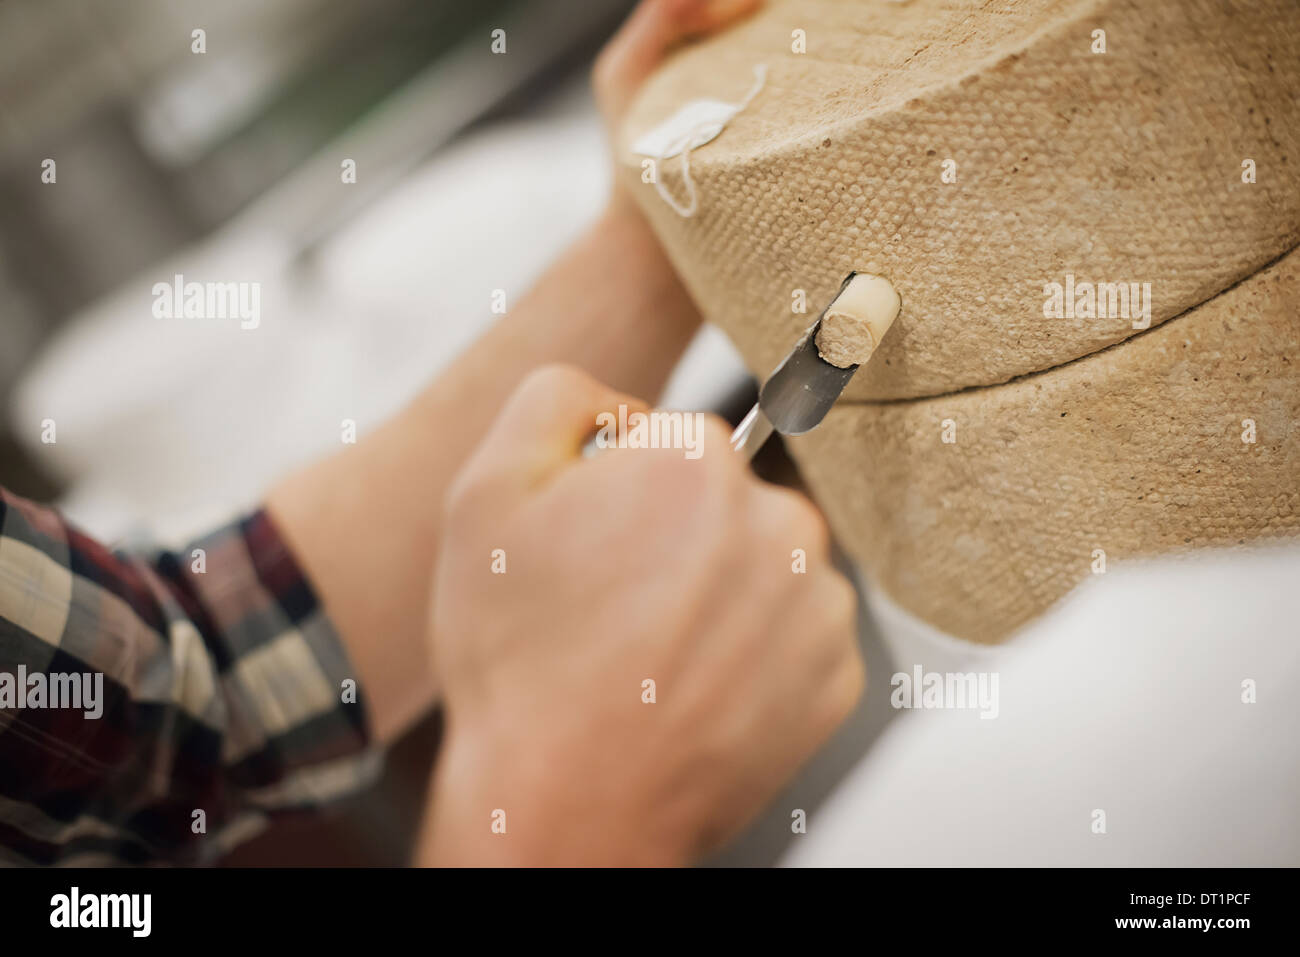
<box><xmin>730</xmin><ymin>273</ymin><xmax>860</xmax><ymax>459</ymax></box>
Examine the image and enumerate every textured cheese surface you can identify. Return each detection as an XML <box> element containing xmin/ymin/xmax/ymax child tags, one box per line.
<box><xmin>793</xmin><ymin>249</ymin><xmax>1300</xmax><ymax>644</ymax></box>
<box><xmin>622</xmin><ymin>0</ymin><xmax>1300</xmax><ymax>644</ymax></box>
<box><xmin>623</xmin><ymin>0</ymin><xmax>1300</xmax><ymax>400</ymax></box>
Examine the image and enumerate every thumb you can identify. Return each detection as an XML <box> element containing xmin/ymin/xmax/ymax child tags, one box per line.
<box><xmin>594</xmin><ymin>0</ymin><xmax>763</xmax><ymax>126</ymax></box>
<box><xmin>450</xmin><ymin>365</ymin><xmax>649</xmax><ymax>509</ymax></box>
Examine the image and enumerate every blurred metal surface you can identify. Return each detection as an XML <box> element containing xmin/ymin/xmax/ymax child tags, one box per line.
<box><xmin>0</xmin><ymin>0</ymin><xmax>634</xmax><ymax>492</ymax></box>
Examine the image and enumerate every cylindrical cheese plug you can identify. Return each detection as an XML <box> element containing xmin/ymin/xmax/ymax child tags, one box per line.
<box><xmin>814</xmin><ymin>273</ymin><xmax>902</xmax><ymax>368</ymax></box>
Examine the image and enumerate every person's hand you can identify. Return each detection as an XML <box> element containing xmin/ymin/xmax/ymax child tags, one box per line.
<box><xmin>593</xmin><ymin>0</ymin><xmax>762</xmax><ymax>214</ymax></box>
<box><xmin>420</xmin><ymin>366</ymin><xmax>863</xmax><ymax>866</ymax></box>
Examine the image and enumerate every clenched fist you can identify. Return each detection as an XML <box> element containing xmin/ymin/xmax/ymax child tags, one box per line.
<box><xmin>420</xmin><ymin>366</ymin><xmax>863</xmax><ymax>866</ymax></box>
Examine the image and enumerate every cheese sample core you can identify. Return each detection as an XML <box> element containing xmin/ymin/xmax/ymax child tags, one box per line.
<box><xmin>814</xmin><ymin>274</ymin><xmax>902</xmax><ymax>368</ymax></box>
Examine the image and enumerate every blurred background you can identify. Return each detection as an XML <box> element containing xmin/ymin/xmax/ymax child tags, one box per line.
<box><xmin>0</xmin><ymin>0</ymin><xmax>896</xmax><ymax>866</ymax></box>
<box><xmin>1</xmin><ymin>0</ymin><xmax>655</xmax><ymax>522</ymax></box>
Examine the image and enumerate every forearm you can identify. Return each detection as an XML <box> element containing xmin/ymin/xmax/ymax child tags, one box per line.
<box><xmin>266</xmin><ymin>202</ymin><xmax>700</xmax><ymax>745</ymax></box>
<box><xmin>430</xmin><ymin>199</ymin><xmax>701</xmax><ymax>413</ymax></box>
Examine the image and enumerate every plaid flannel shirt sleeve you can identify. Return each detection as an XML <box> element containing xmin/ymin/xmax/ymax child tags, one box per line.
<box><xmin>0</xmin><ymin>487</ymin><xmax>381</xmax><ymax>866</ymax></box>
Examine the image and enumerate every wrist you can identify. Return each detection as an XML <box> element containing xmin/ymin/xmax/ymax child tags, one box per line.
<box><xmin>421</xmin><ymin>718</ymin><xmax>692</xmax><ymax>867</ymax></box>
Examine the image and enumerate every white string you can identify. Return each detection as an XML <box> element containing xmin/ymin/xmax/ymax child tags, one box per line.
<box><xmin>653</xmin><ymin>64</ymin><xmax>767</xmax><ymax>219</ymax></box>
<box><xmin>736</xmin><ymin>62</ymin><xmax>768</xmax><ymax>111</ymax></box>
<box><xmin>654</xmin><ymin>145</ymin><xmax>699</xmax><ymax>217</ymax></box>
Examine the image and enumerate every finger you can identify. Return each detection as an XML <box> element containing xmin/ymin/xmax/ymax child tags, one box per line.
<box><xmin>595</xmin><ymin>0</ymin><xmax>762</xmax><ymax>123</ymax></box>
<box><xmin>452</xmin><ymin>366</ymin><xmax>649</xmax><ymax>507</ymax></box>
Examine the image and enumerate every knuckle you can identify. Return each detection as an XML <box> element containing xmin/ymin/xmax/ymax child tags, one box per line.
<box><xmin>515</xmin><ymin>364</ymin><xmax>590</xmax><ymax>403</ymax></box>
<box><xmin>618</xmin><ymin>447</ymin><xmax>707</xmax><ymax>511</ymax></box>
<box><xmin>679</xmin><ymin>417</ymin><xmax>745</xmax><ymax>487</ymax></box>
<box><xmin>763</xmin><ymin>485</ymin><xmax>831</xmax><ymax>550</ymax></box>
<box><xmin>802</xmin><ymin>628</ymin><xmax>865</xmax><ymax>734</ymax></box>
<box><xmin>697</xmin><ymin>414</ymin><xmax>738</xmax><ymax>463</ymax></box>
<box><xmin>819</xmin><ymin>573</ymin><xmax>858</xmax><ymax>628</ymax></box>
<box><xmin>829</xmin><ymin>651</ymin><xmax>867</xmax><ymax>721</ymax></box>
<box><xmin>505</xmin><ymin>364</ymin><xmax>618</xmax><ymax>435</ymax></box>
<box><xmin>801</xmin><ymin>501</ymin><xmax>833</xmax><ymax>553</ymax></box>
<box><xmin>636</xmin><ymin>445</ymin><xmax>694</xmax><ymax>486</ymax></box>
<box><xmin>442</xmin><ymin>469</ymin><xmax>495</xmax><ymax>527</ymax></box>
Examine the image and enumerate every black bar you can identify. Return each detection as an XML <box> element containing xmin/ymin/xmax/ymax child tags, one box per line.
<box><xmin>0</xmin><ymin>866</ymin><xmax>1291</xmax><ymax>945</ymax></box>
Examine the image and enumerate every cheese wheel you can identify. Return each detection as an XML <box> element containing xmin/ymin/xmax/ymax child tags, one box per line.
<box><xmin>622</xmin><ymin>0</ymin><xmax>1300</xmax><ymax>400</ymax></box>
<box><xmin>623</xmin><ymin>0</ymin><xmax>1300</xmax><ymax>643</ymax></box>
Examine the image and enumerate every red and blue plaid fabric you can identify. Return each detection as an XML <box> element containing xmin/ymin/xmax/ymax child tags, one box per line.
<box><xmin>0</xmin><ymin>487</ymin><xmax>379</xmax><ymax>865</ymax></box>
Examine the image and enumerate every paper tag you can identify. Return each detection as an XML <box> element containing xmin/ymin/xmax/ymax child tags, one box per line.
<box><xmin>631</xmin><ymin>99</ymin><xmax>742</xmax><ymax>159</ymax></box>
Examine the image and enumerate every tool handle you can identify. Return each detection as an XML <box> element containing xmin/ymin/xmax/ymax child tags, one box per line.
<box><xmin>729</xmin><ymin>403</ymin><xmax>774</xmax><ymax>461</ymax></box>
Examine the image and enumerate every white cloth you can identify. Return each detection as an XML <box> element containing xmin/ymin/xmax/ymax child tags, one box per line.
<box><xmin>785</xmin><ymin>546</ymin><xmax>1300</xmax><ymax>866</ymax></box>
